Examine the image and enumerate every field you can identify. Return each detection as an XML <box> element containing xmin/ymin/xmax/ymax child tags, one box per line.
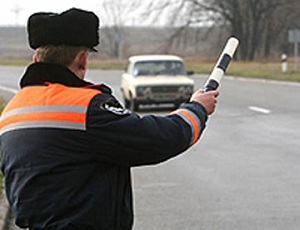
<box><xmin>84</xmin><ymin>58</ymin><xmax>300</xmax><ymax>83</ymax></box>
<box><xmin>185</xmin><ymin>58</ymin><xmax>300</xmax><ymax>82</ymax></box>
<box><xmin>0</xmin><ymin>58</ymin><xmax>300</xmax><ymax>82</ymax></box>
<box><xmin>1</xmin><ymin>26</ymin><xmax>299</xmax><ymax>83</ymax></box>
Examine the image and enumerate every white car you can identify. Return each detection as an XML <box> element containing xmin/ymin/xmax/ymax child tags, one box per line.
<box><xmin>120</xmin><ymin>55</ymin><xmax>194</xmax><ymax>111</ymax></box>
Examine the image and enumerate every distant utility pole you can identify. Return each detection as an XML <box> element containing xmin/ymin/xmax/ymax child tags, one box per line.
<box><xmin>116</xmin><ymin>32</ymin><xmax>125</xmax><ymax>61</ymax></box>
<box><xmin>11</xmin><ymin>4</ymin><xmax>22</xmax><ymax>26</ymax></box>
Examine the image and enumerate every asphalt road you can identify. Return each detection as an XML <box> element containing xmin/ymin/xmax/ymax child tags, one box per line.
<box><xmin>1</xmin><ymin>66</ymin><xmax>300</xmax><ymax>230</ymax></box>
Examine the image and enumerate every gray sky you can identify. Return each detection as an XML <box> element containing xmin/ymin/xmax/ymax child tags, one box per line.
<box><xmin>0</xmin><ymin>0</ymin><xmax>169</xmax><ymax>27</ymax></box>
<box><xmin>0</xmin><ymin>0</ymin><xmax>114</xmax><ymax>26</ymax></box>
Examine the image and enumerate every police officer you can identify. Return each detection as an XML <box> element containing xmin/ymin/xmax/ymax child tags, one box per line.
<box><xmin>0</xmin><ymin>8</ymin><xmax>219</xmax><ymax>230</ymax></box>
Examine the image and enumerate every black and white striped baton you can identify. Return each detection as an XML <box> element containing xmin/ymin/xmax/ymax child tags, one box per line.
<box><xmin>203</xmin><ymin>37</ymin><xmax>239</xmax><ymax>92</ymax></box>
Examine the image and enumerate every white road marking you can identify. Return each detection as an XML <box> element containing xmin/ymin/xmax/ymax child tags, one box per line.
<box><xmin>0</xmin><ymin>85</ymin><xmax>18</xmax><ymax>94</ymax></box>
<box><xmin>248</xmin><ymin>106</ymin><xmax>271</xmax><ymax>114</ymax></box>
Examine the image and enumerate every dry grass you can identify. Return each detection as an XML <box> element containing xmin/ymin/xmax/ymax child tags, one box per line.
<box><xmin>0</xmin><ymin>58</ymin><xmax>299</xmax><ymax>82</ymax></box>
<box><xmin>185</xmin><ymin>58</ymin><xmax>300</xmax><ymax>82</ymax></box>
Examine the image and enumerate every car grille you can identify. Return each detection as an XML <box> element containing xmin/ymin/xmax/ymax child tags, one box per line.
<box><xmin>151</xmin><ymin>86</ymin><xmax>179</xmax><ymax>93</ymax></box>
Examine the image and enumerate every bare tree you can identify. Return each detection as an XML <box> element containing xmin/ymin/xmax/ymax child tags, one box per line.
<box><xmin>216</xmin><ymin>0</ymin><xmax>299</xmax><ymax>60</ymax></box>
<box><xmin>97</xmin><ymin>0</ymin><xmax>144</xmax><ymax>59</ymax></box>
<box><xmin>143</xmin><ymin>0</ymin><xmax>299</xmax><ymax>60</ymax></box>
<box><xmin>138</xmin><ymin>0</ymin><xmax>217</xmax><ymax>56</ymax></box>
<box><xmin>263</xmin><ymin>2</ymin><xmax>300</xmax><ymax>58</ymax></box>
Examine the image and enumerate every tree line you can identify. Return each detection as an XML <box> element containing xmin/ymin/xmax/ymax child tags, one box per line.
<box><xmin>99</xmin><ymin>0</ymin><xmax>300</xmax><ymax>61</ymax></box>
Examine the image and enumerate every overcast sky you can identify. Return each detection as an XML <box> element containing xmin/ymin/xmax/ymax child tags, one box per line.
<box><xmin>0</xmin><ymin>0</ymin><xmax>162</xmax><ymax>27</ymax></box>
<box><xmin>0</xmin><ymin>0</ymin><xmax>107</xmax><ymax>26</ymax></box>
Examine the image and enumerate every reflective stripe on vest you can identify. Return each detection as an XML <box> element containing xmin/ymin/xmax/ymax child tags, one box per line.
<box><xmin>171</xmin><ymin>108</ymin><xmax>201</xmax><ymax>145</ymax></box>
<box><xmin>0</xmin><ymin>84</ymin><xmax>100</xmax><ymax>135</ymax></box>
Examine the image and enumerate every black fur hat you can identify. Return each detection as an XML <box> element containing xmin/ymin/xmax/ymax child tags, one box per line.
<box><xmin>27</xmin><ymin>8</ymin><xmax>99</xmax><ymax>51</ymax></box>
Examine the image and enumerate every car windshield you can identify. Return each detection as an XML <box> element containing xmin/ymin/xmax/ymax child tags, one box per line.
<box><xmin>132</xmin><ymin>60</ymin><xmax>186</xmax><ymax>76</ymax></box>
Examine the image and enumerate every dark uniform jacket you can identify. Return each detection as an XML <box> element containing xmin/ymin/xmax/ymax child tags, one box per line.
<box><xmin>0</xmin><ymin>62</ymin><xmax>208</xmax><ymax>230</ymax></box>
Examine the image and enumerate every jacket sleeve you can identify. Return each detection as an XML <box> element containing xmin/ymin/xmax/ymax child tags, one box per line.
<box><xmin>86</xmin><ymin>94</ymin><xmax>208</xmax><ymax>167</ymax></box>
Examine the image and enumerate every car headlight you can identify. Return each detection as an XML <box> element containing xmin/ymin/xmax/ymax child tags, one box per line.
<box><xmin>137</xmin><ymin>86</ymin><xmax>152</xmax><ymax>96</ymax></box>
<box><xmin>136</xmin><ymin>87</ymin><xmax>144</xmax><ymax>96</ymax></box>
<box><xmin>188</xmin><ymin>85</ymin><xmax>194</xmax><ymax>93</ymax></box>
<box><xmin>178</xmin><ymin>86</ymin><xmax>194</xmax><ymax>94</ymax></box>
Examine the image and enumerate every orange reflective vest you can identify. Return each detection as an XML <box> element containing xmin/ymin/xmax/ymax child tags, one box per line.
<box><xmin>0</xmin><ymin>83</ymin><xmax>99</xmax><ymax>135</ymax></box>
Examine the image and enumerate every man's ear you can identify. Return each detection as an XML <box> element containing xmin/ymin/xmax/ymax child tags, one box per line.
<box><xmin>69</xmin><ymin>50</ymin><xmax>89</xmax><ymax>79</ymax></box>
<box><xmin>33</xmin><ymin>54</ymin><xmax>38</xmax><ymax>63</ymax></box>
<box><xmin>76</xmin><ymin>50</ymin><xmax>89</xmax><ymax>71</ymax></box>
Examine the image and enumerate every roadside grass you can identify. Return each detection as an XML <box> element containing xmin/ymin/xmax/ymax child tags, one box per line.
<box><xmin>88</xmin><ymin>59</ymin><xmax>126</xmax><ymax>70</ymax></box>
<box><xmin>0</xmin><ymin>59</ymin><xmax>31</xmax><ymax>66</ymax></box>
<box><xmin>0</xmin><ymin>98</ymin><xmax>5</xmax><ymax>194</ymax></box>
<box><xmin>88</xmin><ymin>58</ymin><xmax>300</xmax><ymax>83</ymax></box>
<box><xmin>186</xmin><ymin>58</ymin><xmax>300</xmax><ymax>82</ymax></box>
<box><xmin>0</xmin><ymin>58</ymin><xmax>299</xmax><ymax>82</ymax></box>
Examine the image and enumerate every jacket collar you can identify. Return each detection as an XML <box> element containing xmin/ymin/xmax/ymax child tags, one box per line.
<box><xmin>19</xmin><ymin>62</ymin><xmax>112</xmax><ymax>94</ymax></box>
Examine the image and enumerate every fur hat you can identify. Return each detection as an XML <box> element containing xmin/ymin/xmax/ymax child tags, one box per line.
<box><xmin>27</xmin><ymin>8</ymin><xmax>99</xmax><ymax>51</ymax></box>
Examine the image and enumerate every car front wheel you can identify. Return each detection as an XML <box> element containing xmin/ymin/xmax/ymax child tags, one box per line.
<box><xmin>129</xmin><ymin>96</ymin><xmax>139</xmax><ymax>111</ymax></box>
<box><xmin>124</xmin><ymin>98</ymin><xmax>130</xmax><ymax>109</ymax></box>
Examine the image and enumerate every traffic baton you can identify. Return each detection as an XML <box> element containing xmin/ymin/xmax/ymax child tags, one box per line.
<box><xmin>203</xmin><ymin>37</ymin><xmax>239</xmax><ymax>92</ymax></box>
